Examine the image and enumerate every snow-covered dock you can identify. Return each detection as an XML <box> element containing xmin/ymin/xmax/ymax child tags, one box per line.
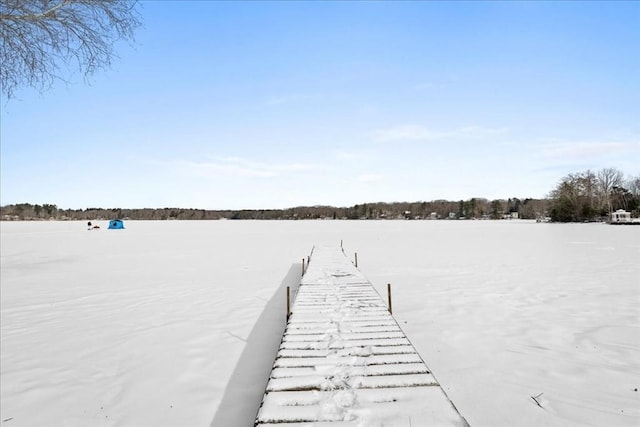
<box><xmin>255</xmin><ymin>246</ymin><xmax>469</xmax><ymax>426</ymax></box>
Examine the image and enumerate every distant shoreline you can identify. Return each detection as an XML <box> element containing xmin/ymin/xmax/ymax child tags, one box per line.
<box><xmin>3</xmin><ymin>198</ymin><xmax>638</xmax><ymax>223</ymax></box>
<box><xmin>0</xmin><ymin>198</ymin><xmax>549</xmax><ymax>222</ymax></box>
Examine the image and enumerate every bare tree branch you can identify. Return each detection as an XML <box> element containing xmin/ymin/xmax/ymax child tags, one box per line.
<box><xmin>597</xmin><ymin>168</ymin><xmax>624</xmax><ymax>216</ymax></box>
<box><xmin>0</xmin><ymin>0</ymin><xmax>141</xmax><ymax>98</ymax></box>
<box><xmin>627</xmin><ymin>175</ymin><xmax>640</xmax><ymax>198</ymax></box>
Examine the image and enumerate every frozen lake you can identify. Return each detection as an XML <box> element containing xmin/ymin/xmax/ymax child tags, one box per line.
<box><xmin>1</xmin><ymin>220</ymin><xmax>638</xmax><ymax>426</ymax></box>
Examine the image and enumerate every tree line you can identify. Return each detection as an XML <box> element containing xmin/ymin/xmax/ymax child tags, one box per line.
<box><xmin>3</xmin><ymin>168</ymin><xmax>637</xmax><ymax>223</ymax></box>
<box><xmin>1</xmin><ymin>198</ymin><xmax>548</xmax><ymax>222</ymax></box>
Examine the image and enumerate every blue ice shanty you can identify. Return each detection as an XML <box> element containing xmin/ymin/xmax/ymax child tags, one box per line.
<box><xmin>108</xmin><ymin>219</ymin><xmax>125</xmax><ymax>229</ymax></box>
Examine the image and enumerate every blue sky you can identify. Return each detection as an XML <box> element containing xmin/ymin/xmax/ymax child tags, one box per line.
<box><xmin>1</xmin><ymin>1</ymin><xmax>639</xmax><ymax>209</ymax></box>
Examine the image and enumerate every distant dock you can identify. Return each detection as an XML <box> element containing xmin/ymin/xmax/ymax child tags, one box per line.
<box><xmin>254</xmin><ymin>246</ymin><xmax>469</xmax><ymax>426</ymax></box>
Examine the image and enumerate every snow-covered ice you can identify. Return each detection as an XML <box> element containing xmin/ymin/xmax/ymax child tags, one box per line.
<box><xmin>1</xmin><ymin>220</ymin><xmax>638</xmax><ymax>426</ymax></box>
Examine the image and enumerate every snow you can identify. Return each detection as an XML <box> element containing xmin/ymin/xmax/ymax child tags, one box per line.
<box><xmin>1</xmin><ymin>220</ymin><xmax>638</xmax><ymax>426</ymax></box>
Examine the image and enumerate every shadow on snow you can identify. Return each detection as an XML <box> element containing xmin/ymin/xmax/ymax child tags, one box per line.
<box><xmin>210</xmin><ymin>263</ymin><xmax>302</xmax><ymax>427</ymax></box>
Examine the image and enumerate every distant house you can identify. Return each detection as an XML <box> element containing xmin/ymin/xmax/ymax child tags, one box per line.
<box><xmin>108</xmin><ymin>219</ymin><xmax>125</xmax><ymax>229</ymax></box>
<box><xmin>611</xmin><ymin>209</ymin><xmax>631</xmax><ymax>223</ymax></box>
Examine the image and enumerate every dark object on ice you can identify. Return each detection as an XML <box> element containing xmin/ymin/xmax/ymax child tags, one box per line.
<box><xmin>88</xmin><ymin>221</ymin><xmax>92</xmax><ymax>226</ymax></box>
<box><xmin>108</xmin><ymin>219</ymin><xmax>124</xmax><ymax>229</ymax></box>
<box><xmin>531</xmin><ymin>392</ymin><xmax>544</xmax><ymax>408</ymax></box>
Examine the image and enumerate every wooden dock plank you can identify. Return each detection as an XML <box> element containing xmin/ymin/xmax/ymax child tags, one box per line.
<box><xmin>254</xmin><ymin>246</ymin><xmax>468</xmax><ymax>426</ymax></box>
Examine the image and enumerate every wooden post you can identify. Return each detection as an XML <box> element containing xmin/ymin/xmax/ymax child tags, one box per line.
<box><xmin>302</xmin><ymin>258</ymin><xmax>305</xmax><ymax>276</ymax></box>
<box><xmin>387</xmin><ymin>283</ymin><xmax>393</xmax><ymax>315</ymax></box>
<box><xmin>286</xmin><ymin>286</ymin><xmax>291</xmax><ymax>320</ymax></box>
<box><xmin>354</xmin><ymin>252</ymin><xmax>358</xmax><ymax>268</ymax></box>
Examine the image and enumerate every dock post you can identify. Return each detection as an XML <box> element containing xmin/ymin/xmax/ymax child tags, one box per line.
<box><xmin>387</xmin><ymin>283</ymin><xmax>392</xmax><ymax>314</ymax></box>
<box><xmin>355</xmin><ymin>252</ymin><xmax>358</xmax><ymax>268</ymax></box>
<box><xmin>286</xmin><ymin>286</ymin><xmax>291</xmax><ymax>320</ymax></box>
<box><xmin>302</xmin><ymin>258</ymin><xmax>305</xmax><ymax>276</ymax></box>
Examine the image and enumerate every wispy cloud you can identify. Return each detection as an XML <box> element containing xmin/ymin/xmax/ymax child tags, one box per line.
<box><xmin>372</xmin><ymin>124</ymin><xmax>507</xmax><ymax>143</ymax></box>
<box><xmin>357</xmin><ymin>173</ymin><xmax>384</xmax><ymax>183</ymax></box>
<box><xmin>539</xmin><ymin>139</ymin><xmax>640</xmax><ymax>160</ymax></box>
<box><xmin>334</xmin><ymin>149</ymin><xmax>374</xmax><ymax>162</ymax></box>
<box><xmin>171</xmin><ymin>156</ymin><xmax>319</xmax><ymax>178</ymax></box>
